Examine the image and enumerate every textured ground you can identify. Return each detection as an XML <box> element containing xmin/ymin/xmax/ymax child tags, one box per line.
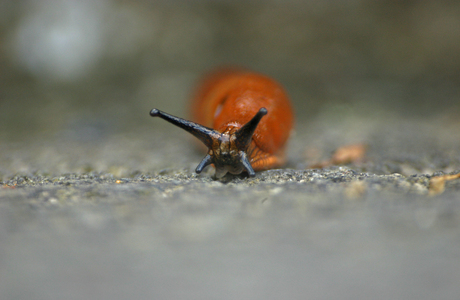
<box><xmin>1</xmin><ymin>111</ymin><xmax>460</xmax><ymax>300</ymax></box>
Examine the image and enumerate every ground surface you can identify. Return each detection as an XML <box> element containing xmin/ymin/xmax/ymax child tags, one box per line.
<box><xmin>1</xmin><ymin>109</ymin><xmax>460</xmax><ymax>300</ymax></box>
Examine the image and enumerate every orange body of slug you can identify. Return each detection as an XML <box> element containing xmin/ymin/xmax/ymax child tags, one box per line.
<box><xmin>190</xmin><ymin>68</ymin><xmax>294</xmax><ymax>172</ymax></box>
<box><xmin>150</xmin><ymin>67</ymin><xmax>294</xmax><ymax>178</ymax></box>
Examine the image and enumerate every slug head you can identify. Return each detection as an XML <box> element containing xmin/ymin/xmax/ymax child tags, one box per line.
<box><xmin>150</xmin><ymin>107</ymin><xmax>267</xmax><ymax>178</ymax></box>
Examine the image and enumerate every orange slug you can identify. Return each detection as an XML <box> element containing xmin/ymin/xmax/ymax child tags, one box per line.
<box><xmin>150</xmin><ymin>68</ymin><xmax>294</xmax><ymax>178</ymax></box>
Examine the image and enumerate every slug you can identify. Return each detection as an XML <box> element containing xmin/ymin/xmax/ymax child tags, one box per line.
<box><xmin>150</xmin><ymin>68</ymin><xmax>294</xmax><ymax>178</ymax></box>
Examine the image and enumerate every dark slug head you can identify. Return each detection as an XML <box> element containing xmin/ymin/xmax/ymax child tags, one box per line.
<box><xmin>150</xmin><ymin>107</ymin><xmax>267</xmax><ymax>178</ymax></box>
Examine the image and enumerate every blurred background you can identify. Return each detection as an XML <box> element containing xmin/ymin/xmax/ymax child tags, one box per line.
<box><xmin>1</xmin><ymin>0</ymin><xmax>459</xmax><ymax>143</ymax></box>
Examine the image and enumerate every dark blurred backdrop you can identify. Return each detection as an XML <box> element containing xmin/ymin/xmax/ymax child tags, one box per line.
<box><xmin>1</xmin><ymin>0</ymin><xmax>459</xmax><ymax>141</ymax></box>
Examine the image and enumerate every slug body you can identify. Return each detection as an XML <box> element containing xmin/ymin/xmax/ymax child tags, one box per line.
<box><xmin>150</xmin><ymin>68</ymin><xmax>294</xmax><ymax>178</ymax></box>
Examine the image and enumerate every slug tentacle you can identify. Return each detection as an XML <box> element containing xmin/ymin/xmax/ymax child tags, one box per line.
<box><xmin>150</xmin><ymin>107</ymin><xmax>268</xmax><ymax>178</ymax></box>
<box><xmin>235</xmin><ymin>108</ymin><xmax>267</xmax><ymax>150</ymax></box>
<box><xmin>195</xmin><ymin>154</ymin><xmax>213</xmax><ymax>173</ymax></box>
<box><xmin>240</xmin><ymin>152</ymin><xmax>255</xmax><ymax>177</ymax></box>
<box><xmin>150</xmin><ymin>108</ymin><xmax>220</xmax><ymax>149</ymax></box>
